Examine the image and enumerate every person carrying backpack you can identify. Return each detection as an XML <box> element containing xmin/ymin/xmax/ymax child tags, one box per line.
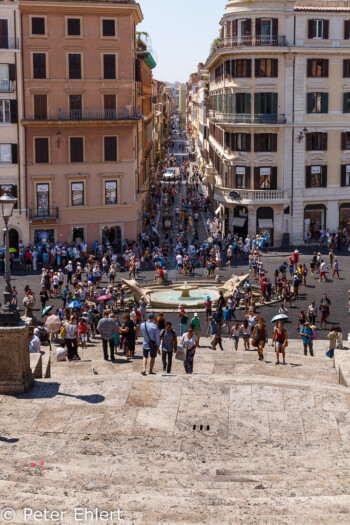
<box><xmin>160</xmin><ymin>322</ymin><xmax>178</xmax><ymax>374</ymax></box>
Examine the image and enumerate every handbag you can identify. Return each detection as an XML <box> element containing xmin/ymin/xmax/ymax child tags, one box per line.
<box><xmin>175</xmin><ymin>345</ymin><xmax>185</xmax><ymax>361</ymax></box>
<box><xmin>59</xmin><ymin>324</ymin><xmax>66</xmax><ymax>339</ymax></box>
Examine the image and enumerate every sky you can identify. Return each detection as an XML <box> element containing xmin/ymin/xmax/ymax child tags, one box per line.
<box><xmin>138</xmin><ymin>0</ymin><xmax>227</xmax><ymax>83</ymax></box>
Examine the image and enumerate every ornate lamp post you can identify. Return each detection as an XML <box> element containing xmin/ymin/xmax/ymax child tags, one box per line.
<box><xmin>0</xmin><ymin>188</ymin><xmax>20</xmax><ymax>326</ymax></box>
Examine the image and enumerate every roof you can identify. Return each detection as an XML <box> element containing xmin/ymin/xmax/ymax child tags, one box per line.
<box><xmin>294</xmin><ymin>5</ymin><xmax>350</xmax><ymax>11</ymax></box>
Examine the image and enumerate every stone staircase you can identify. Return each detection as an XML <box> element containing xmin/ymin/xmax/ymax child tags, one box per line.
<box><xmin>1</xmin><ymin>339</ymin><xmax>350</xmax><ymax>524</ymax></box>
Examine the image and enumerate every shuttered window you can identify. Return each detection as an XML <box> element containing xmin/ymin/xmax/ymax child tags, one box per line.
<box><xmin>305</xmin><ymin>166</ymin><xmax>327</xmax><ymax>188</ymax></box>
<box><xmin>254</xmin><ymin>93</ymin><xmax>278</xmax><ymax>114</ymax></box>
<box><xmin>102</xmin><ymin>19</ymin><xmax>116</xmax><ymax>37</ymax></box>
<box><xmin>34</xmin><ymin>94</ymin><xmax>47</xmax><ymax>120</ymax></box>
<box><xmin>341</xmin><ymin>165</ymin><xmax>350</xmax><ymax>186</ymax></box>
<box><xmin>308</xmin><ymin>19</ymin><xmax>329</xmax><ymax>39</ymax></box>
<box><xmin>345</xmin><ymin>20</ymin><xmax>350</xmax><ymax>39</ymax></box>
<box><xmin>35</xmin><ymin>138</ymin><xmax>49</xmax><ymax>164</ymax></box>
<box><xmin>254</xmin><ymin>134</ymin><xmax>277</xmax><ymax>152</ymax></box>
<box><xmin>307</xmin><ymin>59</ymin><xmax>329</xmax><ymax>78</ymax></box>
<box><xmin>33</xmin><ymin>53</ymin><xmax>46</xmax><ymax>79</ymax></box>
<box><xmin>344</xmin><ymin>93</ymin><xmax>350</xmax><ymax>113</ymax></box>
<box><xmin>70</xmin><ymin>137</ymin><xmax>84</xmax><ymax>163</ymax></box>
<box><xmin>67</xmin><ymin>18</ymin><xmax>81</xmax><ymax>37</ymax></box>
<box><xmin>103</xmin><ymin>54</ymin><xmax>116</xmax><ymax>79</ymax></box>
<box><xmin>306</xmin><ymin>92</ymin><xmax>328</xmax><ymax>113</ymax></box>
<box><xmin>31</xmin><ymin>17</ymin><xmax>45</xmax><ymax>35</ymax></box>
<box><xmin>306</xmin><ymin>132</ymin><xmax>327</xmax><ymax>151</ymax></box>
<box><xmin>255</xmin><ymin>59</ymin><xmax>278</xmax><ymax>78</ymax></box>
<box><xmin>344</xmin><ymin>60</ymin><xmax>350</xmax><ymax>78</ymax></box>
<box><xmin>68</xmin><ymin>54</ymin><xmax>81</xmax><ymax>79</ymax></box>
<box><xmin>104</xmin><ymin>136</ymin><xmax>117</xmax><ymax>161</ymax></box>
<box><xmin>341</xmin><ymin>132</ymin><xmax>350</xmax><ymax>150</ymax></box>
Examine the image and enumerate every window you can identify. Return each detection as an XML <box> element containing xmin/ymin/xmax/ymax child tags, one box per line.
<box><xmin>31</xmin><ymin>17</ymin><xmax>45</xmax><ymax>36</ymax></box>
<box><xmin>255</xmin><ymin>59</ymin><xmax>278</xmax><ymax>77</ymax></box>
<box><xmin>225</xmin><ymin>132</ymin><xmax>251</xmax><ymax>152</ymax></box>
<box><xmin>254</xmin><ymin>166</ymin><xmax>277</xmax><ymax>189</ymax></box>
<box><xmin>104</xmin><ymin>94</ymin><xmax>116</xmax><ymax>118</ymax></box>
<box><xmin>103</xmin><ymin>54</ymin><xmax>116</xmax><ymax>79</ymax></box>
<box><xmin>0</xmin><ymin>144</ymin><xmax>11</xmax><ymax>163</ymax></box>
<box><xmin>36</xmin><ymin>183</ymin><xmax>49</xmax><ymax>216</ymax></box>
<box><xmin>254</xmin><ymin>134</ymin><xmax>277</xmax><ymax>152</ymax></box>
<box><xmin>67</xmin><ymin>18</ymin><xmax>81</xmax><ymax>37</ymax></box>
<box><xmin>235</xmin><ymin>167</ymin><xmax>246</xmax><ymax>189</ymax></box>
<box><xmin>306</xmin><ymin>132</ymin><xmax>327</xmax><ymax>151</ymax></box>
<box><xmin>0</xmin><ymin>19</ymin><xmax>8</xmax><ymax>49</ymax></box>
<box><xmin>344</xmin><ymin>93</ymin><xmax>350</xmax><ymax>113</ymax></box>
<box><xmin>341</xmin><ymin>132</ymin><xmax>350</xmax><ymax>150</ymax></box>
<box><xmin>69</xmin><ymin>94</ymin><xmax>82</xmax><ymax>118</ymax></box>
<box><xmin>345</xmin><ymin>20</ymin><xmax>350</xmax><ymax>39</ymax></box>
<box><xmin>105</xmin><ymin>181</ymin><xmax>117</xmax><ymax>204</ymax></box>
<box><xmin>0</xmin><ymin>100</ymin><xmax>10</xmax><ymax>123</ymax></box>
<box><xmin>307</xmin><ymin>59</ymin><xmax>329</xmax><ymax>78</ymax></box>
<box><xmin>70</xmin><ymin>137</ymin><xmax>83</xmax><ymax>163</ymax></box>
<box><xmin>236</xmin><ymin>59</ymin><xmax>251</xmax><ymax>78</ymax></box>
<box><xmin>68</xmin><ymin>54</ymin><xmax>81</xmax><ymax>79</ymax></box>
<box><xmin>305</xmin><ymin>166</ymin><xmax>327</xmax><ymax>188</ymax></box>
<box><xmin>344</xmin><ymin>60</ymin><xmax>350</xmax><ymax>78</ymax></box>
<box><xmin>341</xmin><ymin>165</ymin><xmax>350</xmax><ymax>186</ymax></box>
<box><xmin>236</xmin><ymin>93</ymin><xmax>251</xmax><ymax>114</ymax></box>
<box><xmin>307</xmin><ymin>92</ymin><xmax>328</xmax><ymax>113</ymax></box>
<box><xmin>34</xmin><ymin>94</ymin><xmax>47</xmax><ymax>120</ymax></box>
<box><xmin>104</xmin><ymin>136</ymin><xmax>117</xmax><ymax>161</ymax></box>
<box><xmin>254</xmin><ymin>93</ymin><xmax>278</xmax><ymax>114</ymax></box>
<box><xmin>35</xmin><ymin>137</ymin><xmax>49</xmax><ymax>164</ymax></box>
<box><xmin>33</xmin><ymin>53</ymin><xmax>46</xmax><ymax>79</ymax></box>
<box><xmin>308</xmin><ymin>19</ymin><xmax>329</xmax><ymax>39</ymax></box>
<box><xmin>71</xmin><ymin>182</ymin><xmax>84</xmax><ymax>206</ymax></box>
<box><xmin>102</xmin><ymin>19</ymin><xmax>116</xmax><ymax>37</ymax></box>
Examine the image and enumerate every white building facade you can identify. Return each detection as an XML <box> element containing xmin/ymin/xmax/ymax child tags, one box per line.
<box><xmin>206</xmin><ymin>0</ymin><xmax>350</xmax><ymax>247</ymax></box>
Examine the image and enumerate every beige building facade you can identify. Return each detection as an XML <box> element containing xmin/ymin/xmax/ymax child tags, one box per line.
<box><xmin>206</xmin><ymin>0</ymin><xmax>350</xmax><ymax>246</ymax></box>
<box><xmin>20</xmin><ymin>0</ymin><xmax>144</xmax><ymax>250</ymax></box>
<box><xmin>0</xmin><ymin>0</ymin><xmax>28</xmax><ymax>249</ymax></box>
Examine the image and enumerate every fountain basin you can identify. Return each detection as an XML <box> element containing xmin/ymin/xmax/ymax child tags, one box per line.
<box><xmin>150</xmin><ymin>288</ymin><xmax>219</xmax><ymax>309</ymax></box>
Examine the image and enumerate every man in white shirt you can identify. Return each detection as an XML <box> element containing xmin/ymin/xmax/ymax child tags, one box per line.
<box><xmin>176</xmin><ymin>253</ymin><xmax>183</xmax><ymax>273</ymax></box>
<box><xmin>319</xmin><ymin>260</ymin><xmax>327</xmax><ymax>282</ymax></box>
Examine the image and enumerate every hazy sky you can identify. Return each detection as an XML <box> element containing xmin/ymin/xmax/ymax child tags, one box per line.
<box><xmin>138</xmin><ymin>0</ymin><xmax>227</xmax><ymax>83</ymax></box>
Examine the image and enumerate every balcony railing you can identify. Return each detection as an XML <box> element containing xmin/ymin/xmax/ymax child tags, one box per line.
<box><xmin>0</xmin><ymin>37</ymin><xmax>19</xmax><ymax>50</ymax></box>
<box><xmin>58</xmin><ymin>108</ymin><xmax>142</xmax><ymax>120</ymax></box>
<box><xmin>214</xmin><ymin>187</ymin><xmax>289</xmax><ymax>203</ymax></box>
<box><xmin>0</xmin><ymin>80</ymin><xmax>14</xmax><ymax>93</ymax></box>
<box><xmin>208</xmin><ymin>111</ymin><xmax>287</xmax><ymax>125</ymax></box>
<box><xmin>29</xmin><ymin>208</ymin><xmax>59</xmax><ymax>220</ymax></box>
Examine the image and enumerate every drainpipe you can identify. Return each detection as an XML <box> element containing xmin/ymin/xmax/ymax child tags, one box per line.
<box><xmin>14</xmin><ymin>8</ymin><xmax>21</xmax><ymax>214</ymax></box>
<box><xmin>291</xmin><ymin>15</ymin><xmax>296</xmax><ymax>226</ymax></box>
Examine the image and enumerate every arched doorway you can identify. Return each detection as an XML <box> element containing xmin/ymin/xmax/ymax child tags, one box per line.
<box><xmin>102</xmin><ymin>226</ymin><xmax>122</xmax><ymax>254</ymax></box>
<box><xmin>339</xmin><ymin>203</ymin><xmax>350</xmax><ymax>234</ymax></box>
<box><xmin>72</xmin><ymin>227</ymin><xmax>84</xmax><ymax>243</ymax></box>
<box><xmin>257</xmin><ymin>207</ymin><xmax>274</xmax><ymax>246</ymax></box>
<box><xmin>3</xmin><ymin>229</ymin><xmax>19</xmax><ymax>252</ymax></box>
<box><xmin>232</xmin><ymin>205</ymin><xmax>248</xmax><ymax>238</ymax></box>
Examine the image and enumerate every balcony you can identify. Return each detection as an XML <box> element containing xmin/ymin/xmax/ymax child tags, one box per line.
<box><xmin>58</xmin><ymin>108</ymin><xmax>142</xmax><ymax>120</ymax></box>
<box><xmin>29</xmin><ymin>208</ymin><xmax>59</xmax><ymax>221</ymax></box>
<box><xmin>208</xmin><ymin>35</ymin><xmax>288</xmax><ymax>61</ymax></box>
<box><xmin>214</xmin><ymin>187</ymin><xmax>289</xmax><ymax>205</ymax></box>
<box><xmin>0</xmin><ymin>37</ymin><xmax>19</xmax><ymax>50</ymax></box>
<box><xmin>0</xmin><ymin>80</ymin><xmax>14</xmax><ymax>93</ymax></box>
<box><xmin>208</xmin><ymin>111</ymin><xmax>287</xmax><ymax>125</ymax></box>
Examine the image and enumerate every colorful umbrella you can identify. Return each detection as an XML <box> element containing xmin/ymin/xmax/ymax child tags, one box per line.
<box><xmin>45</xmin><ymin>315</ymin><xmax>61</xmax><ymax>334</ymax></box>
<box><xmin>9</xmin><ymin>248</ymin><xmax>17</xmax><ymax>253</ymax></box>
<box><xmin>41</xmin><ymin>305</ymin><xmax>53</xmax><ymax>317</ymax></box>
<box><xmin>97</xmin><ymin>294</ymin><xmax>113</xmax><ymax>301</ymax></box>
<box><xmin>67</xmin><ymin>300</ymin><xmax>83</xmax><ymax>309</ymax></box>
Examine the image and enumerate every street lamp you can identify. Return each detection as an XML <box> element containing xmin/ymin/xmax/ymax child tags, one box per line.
<box><xmin>0</xmin><ymin>188</ymin><xmax>20</xmax><ymax>326</ymax></box>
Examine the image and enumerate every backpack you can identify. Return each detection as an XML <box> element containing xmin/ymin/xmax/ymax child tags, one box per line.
<box><xmin>38</xmin><ymin>327</ymin><xmax>49</xmax><ymax>343</ymax></box>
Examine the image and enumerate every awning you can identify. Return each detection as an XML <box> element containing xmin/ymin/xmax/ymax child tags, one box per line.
<box><xmin>232</xmin><ymin>217</ymin><xmax>246</xmax><ymax>227</ymax></box>
<box><xmin>258</xmin><ymin>219</ymin><xmax>274</xmax><ymax>229</ymax></box>
<box><xmin>215</xmin><ymin>206</ymin><xmax>222</xmax><ymax>215</ymax></box>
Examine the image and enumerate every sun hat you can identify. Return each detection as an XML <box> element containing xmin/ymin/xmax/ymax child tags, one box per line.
<box><xmin>194</xmin><ymin>313</ymin><xmax>198</xmax><ymax>317</ymax></box>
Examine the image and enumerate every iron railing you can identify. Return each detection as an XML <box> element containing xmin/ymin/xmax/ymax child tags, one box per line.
<box><xmin>0</xmin><ymin>37</ymin><xmax>19</xmax><ymax>50</ymax></box>
<box><xmin>29</xmin><ymin>207</ymin><xmax>59</xmax><ymax>220</ymax></box>
<box><xmin>208</xmin><ymin>111</ymin><xmax>287</xmax><ymax>125</ymax></box>
<box><xmin>0</xmin><ymin>80</ymin><xmax>14</xmax><ymax>93</ymax></box>
<box><xmin>58</xmin><ymin>108</ymin><xmax>142</xmax><ymax>120</ymax></box>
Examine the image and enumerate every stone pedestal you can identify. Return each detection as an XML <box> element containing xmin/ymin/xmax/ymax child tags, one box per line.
<box><xmin>0</xmin><ymin>318</ymin><xmax>33</xmax><ymax>394</ymax></box>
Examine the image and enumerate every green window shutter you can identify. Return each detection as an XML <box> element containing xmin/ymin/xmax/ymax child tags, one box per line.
<box><xmin>307</xmin><ymin>93</ymin><xmax>313</xmax><ymax>113</ymax></box>
<box><xmin>321</xmin><ymin>93</ymin><xmax>328</xmax><ymax>113</ymax></box>
<box><xmin>271</xmin><ymin>93</ymin><xmax>278</xmax><ymax>114</ymax></box>
<box><xmin>245</xmin><ymin>93</ymin><xmax>251</xmax><ymax>115</ymax></box>
<box><xmin>344</xmin><ymin>92</ymin><xmax>349</xmax><ymax>113</ymax></box>
<box><xmin>254</xmin><ymin>93</ymin><xmax>260</xmax><ymax>115</ymax></box>
<box><xmin>231</xmin><ymin>93</ymin><xmax>235</xmax><ymax>114</ymax></box>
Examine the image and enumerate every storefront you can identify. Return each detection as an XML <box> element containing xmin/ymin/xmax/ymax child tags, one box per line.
<box><xmin>304</xmin><ymin>204</ymin><xmax>326</xmax><ymax>241</ymax></box>
<box><xmin>339</xmin><ymin>203</ymin><xmax>350</xmax><ymax>233</ymax></box>
<box><xmin>33</xmin><ymin>229</ymin><xmax>55</xmax><ymax>244</ymax></box>
<box><xmin>256</xmin><ymin>207</ymin><xmax>274</xmax><ymax>245</ymax></box>
<box><xmin>232</xmin><ymin>205</ymin><xmax>248</xmax><ymax>238</ymax></box>
<box><xmin>102</xmin><ymin>225</ymin><xmax>122</xmax><ymax>253</ymax></box>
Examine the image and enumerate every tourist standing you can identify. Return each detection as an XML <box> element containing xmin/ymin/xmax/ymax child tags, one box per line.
<box><xmin>320</xmin><ymin>294</ymin><xmax>331</xmax><ymax>330</ymax></box>
<box><xmin>97</xmin><ymin>311</ymin><xmax>116</xmax><ymax>361</ymax></box>
<box><xmin>300</xmin><ymin>320</ymin><xmax>314</xmax><ymax>356</ymax></box>
<box><xmin>177</xmin><ymin>307</ymin><xmax>189</xmax><ymax>336</ymax></box>
<box><xmin>326</xmin><ymin>326</ymin><xmax>338</xmax><ymax>358</ymax></box>
<box><xmin>140</xmin><ymin>313</ymin><xmax>160</xmax><ymax>376</ymax></box>
<box><xmin>64</xmin><ymin>315</ymin><xmax>80</xmax><ymax>362</ymax></box>
<box><xmin>190</xmin><ymin>313</ymin><xmax>201</xmax><ymax>344</ymax></box>
<box><xmin>160</xmin><ymin>321</ymin><xmax>177</xmax><ymax>373</ymax></box>
<box><xmin>229</xmin><ymin>321</ymin><xmax>240</xmax><ymax>351</ymax></box>
<box><xmin>272</xmin><ymin>321</ymin><xmax>288</xmax><ymax>365</ymax></box>
<box><xmin>251</xmin><ymin>317</ymin><xmax>268</xmax><ymax>361</ymax></box>
<box><xmin>181</xmin><ymin>324</ymin><xmax>198</xmax><ymax>374</ymax></box>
